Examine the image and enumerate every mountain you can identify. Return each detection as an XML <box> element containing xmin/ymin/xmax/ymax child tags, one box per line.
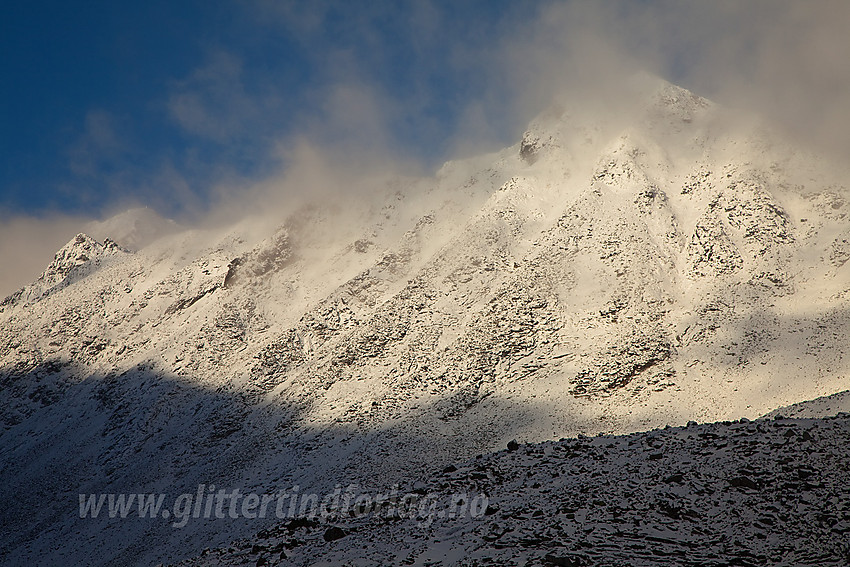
<box><xmin>1</xmin><ymin>78</ymin><xmax>848</xmax><ymax>565</ymax></box>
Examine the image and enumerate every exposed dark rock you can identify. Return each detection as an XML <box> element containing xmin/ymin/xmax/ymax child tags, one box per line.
<box><xmin>322</xmin><ymin>527</ymin><xmax>347</xmax><ymax>542</ymax></box>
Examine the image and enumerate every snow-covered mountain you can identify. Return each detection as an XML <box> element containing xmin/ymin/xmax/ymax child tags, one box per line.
<box><xmin>1</xmin><ymin>78</ymin><xmax>848</xmax><ymax>565</ymax></box>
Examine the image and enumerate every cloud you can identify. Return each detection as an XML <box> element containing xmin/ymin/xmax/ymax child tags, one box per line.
<box><xmin>243</xmin><ymin>1</ymin><xmax>529</xmax><ymax>160</ymax></box>
<box><xmin>498</xmin><ymin>1</ymin><xmax>850</xmax><ymax>159</ymax></box>
<box><xmin>167</xmin><ymin>51</ymin><xmax>267</xmax><ymax>142</ymax></box>
<box><xmin>686</xmin><ymin>0</ymin><xmax>850</xmax><ymax>159</ymax></box>
<box><xmin>186</xmin><ymin>2</ymin><xmax>849</xmax><ymax>175</ymax></box>
<box><xmin>68</xmin><ymin>110</ymin><xmax>126</xmax><ymax>178</ymax></box>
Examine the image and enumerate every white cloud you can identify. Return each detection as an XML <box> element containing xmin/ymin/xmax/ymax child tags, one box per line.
<box><xmin>498</xmin><ymin>1</ymin><xmax>850</xmax><ymax>159</ymax></box>
<box><xmin>167</xmin><ymin>51</ymin><xmax>272</xmax><ymax>142</ymax></box>
<box><xmin>68</xmin><ymin>110</ymin><xmax>125</xmax><ymax>177</ymax></box>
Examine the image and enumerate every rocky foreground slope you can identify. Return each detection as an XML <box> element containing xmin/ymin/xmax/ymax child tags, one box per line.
<box><xmin>1</xmin><ymin>77</ymin><xmax>849</xmax><ymax>565</ymax></box>
<box><xmin>177</xmin><ymin>412</ymin><xmax>850</xmax><ymax>567</ymax></box>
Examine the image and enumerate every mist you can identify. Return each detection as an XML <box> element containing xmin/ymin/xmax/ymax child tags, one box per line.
<box><xmin>502</xmin><ymin>1</ymin><xmax>850</xmax><ymax>160</ymax></box>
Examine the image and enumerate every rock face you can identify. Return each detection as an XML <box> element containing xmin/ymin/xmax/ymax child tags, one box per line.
<box><xmin>1</xmin><ymin>78</ymin><xmax>849</xmax><ymax>566</ymax></box>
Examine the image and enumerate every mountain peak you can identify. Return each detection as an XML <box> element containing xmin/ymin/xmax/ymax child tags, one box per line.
<box><xmin>42</xmin><ymin>232</ymin><xmax>123</xmax><ymax>285</ymax></box>
<box><xmin>518</xmin><ymin>77</ymin><xmax>716</xmax><ymax>168</ymax></box>
<box><xmin>1</xmin><ymin>233</ymin><xmax>128</xmax><ymax>308</ymax></box>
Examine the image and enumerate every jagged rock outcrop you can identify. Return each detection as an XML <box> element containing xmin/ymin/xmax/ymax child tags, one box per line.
<box><xmin>687</xmin><ymin>211</ymin><xmax>743</xmax><ymax>277</ymax></box>
<box><xmin>829</xmin><ymin>229</ymin><xmax>850</xmax><ymax>267</ymax></box>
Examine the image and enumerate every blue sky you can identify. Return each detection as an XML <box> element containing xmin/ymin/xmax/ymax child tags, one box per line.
<box><xmin>0</xmin><ymin>0</ymin><xmax>529</xmax><ymax>219</ymax></box>
<box><xmin>2</xmin><ymin>1</ymin><xmax>848</xmax><ymax>222</ymax></box>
